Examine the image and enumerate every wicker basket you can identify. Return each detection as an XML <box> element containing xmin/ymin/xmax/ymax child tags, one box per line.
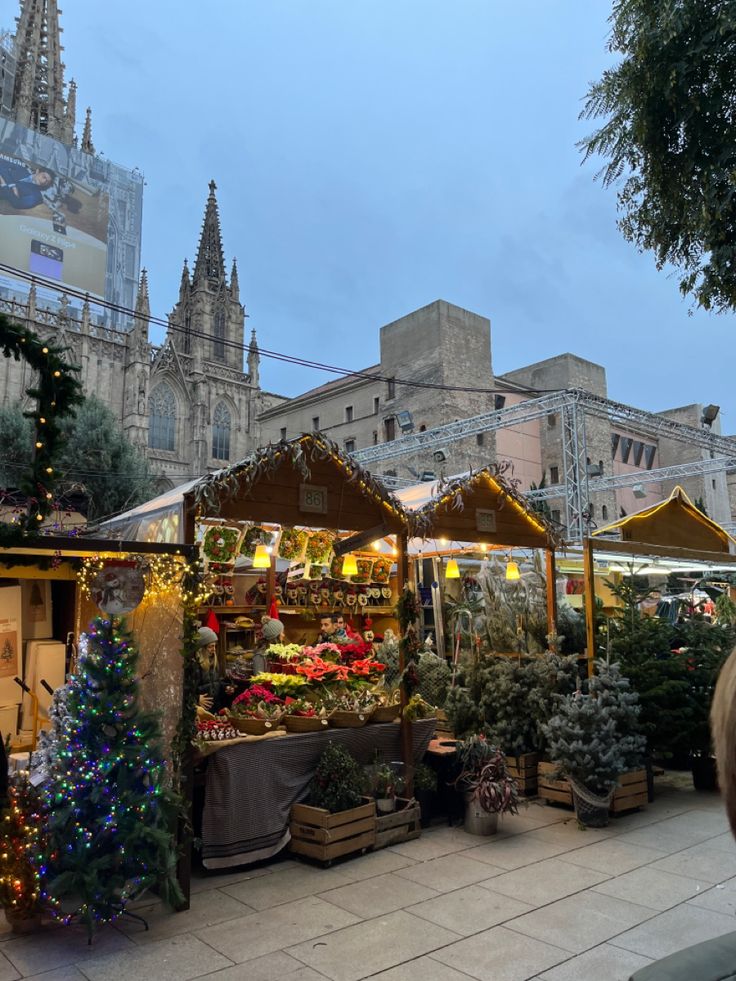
<box><xmin>569</xmin><ymin>777</ymin><xmax>613</xmax><ymax>828</ymax></box>
<box><xmin>229</xmin><ymin>715</ymin><xmax>281</xmax><ymax>735</ymax></box>
<box><xmin>329</xmin><ymin>710</ymin><xmax>369</xmax><ymax>728</ymax></box>
<box><xmin>370</xmin><ymin>704</ymin><xmax>401</xmax><ymax>723</ymax></box>
<box><xmin>283</xmin><ymin>714</ymin><xmax>329</xmax><ymax>733</ymax></box>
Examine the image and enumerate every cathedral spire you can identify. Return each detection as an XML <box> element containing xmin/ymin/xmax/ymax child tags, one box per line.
<box><xmin>135</xmin><ymin>268</ymin><xmax>150</xmax><ymax>321</ymax></box>
<box><xmin>247</xmin><ymin>327</ymin><xmax>260</xmax><ymax>387</ymax></box>
<box><xmin>192</xmin><ymin>180</ymin><xmax>226</xmax><ymax>288</ymax></box>
<box><xmin>62</xmin><ymin>78</ymin><xmax>76</xmax><ymax>144</ymax></box>
<box><xmin>10</xmin><ymin>0</ymin><xmax>69</xmax><ymax>141</ymax></box>
<box><xmin>230</xmin><ymin>257</ymin><xmax>240</xmax><ymax>301</ymax></box>
<box><xmin>179</xmin><ymin>258</ymin><xmax>191</xmax><ymax>298</ymax></box>
<box><xmin>81</xmin><ymin>107</ymin><xmax>95</xmax><ymax>155</ymax></box>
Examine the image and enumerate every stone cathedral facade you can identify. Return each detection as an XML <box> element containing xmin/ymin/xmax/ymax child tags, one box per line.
<box><xmin>0</xmin><ymin>1</ymin><xmax>283</xmax><ymax>490</ymax></box>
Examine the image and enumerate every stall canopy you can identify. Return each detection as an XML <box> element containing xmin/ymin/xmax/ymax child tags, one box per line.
<box><xmin>402</xmin><ymin>468</ymin><xmax>562</xmax><ymax>550</ymax></box>
<box><xmin>100</xmin><ymin>434</ymin><xmax>410</xmax><ymax>543</ymax></box>
<box><xmin>592</xmin><ymin>485</ymin><xmax>736</xmax><ymax>555</ymax></box>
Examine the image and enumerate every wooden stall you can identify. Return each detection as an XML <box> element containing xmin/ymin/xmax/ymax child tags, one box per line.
<box><xmin>585</xmin><ymin>485</ymin><xmax>736</xmax><ymax>674</ymax></box>
<box><xmin>401</xmin><ymin>467</ymin><xmax>563</xmax><ymax>649</ymax></box>
<box><xmin>0</xmin><ymin>537</ymin><xmax>194</xmax><ymax>758</ymax></box>
<box><xmin>101</xmin><ymin>434</ymin><xmax>431</xmax><ymax>875</ymax></box>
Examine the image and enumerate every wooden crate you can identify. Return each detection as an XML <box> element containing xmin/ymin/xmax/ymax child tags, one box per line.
<box><xmin>610</xmin><ymin>770</ymin><xmax>648</xmax><ymax>813</ymax></box>
<box><xmin>506</xmin><ymin>753</ymin><xmax>539</xmax><ymax>796</ymax></box>
<box><xmin>537</xmin><ymin>761</ymin><xmax>573</xmax><ymax>807</ymax></box>
<box><xmin>289</xmin><ymin>800</ymin><xmax>376</xmax><ymax>863</ymax></box>
<box><xmin>373</xmin><ymin>797</ymin><xmax>422</xmax><ymax>850</ymax></box>
<box><xmin>433</xmin><ymin>709</ymin><xmax>454</xmax><ymax>740</ymax></box>
<box><xmin>537</xmin><ymin>762</ymin><xmax>648</xmax><ymax>815</ymax></box>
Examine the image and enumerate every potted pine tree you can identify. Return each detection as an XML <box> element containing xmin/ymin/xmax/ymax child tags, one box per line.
<box><xmin>543</xmin><ymin>661</ymin><xmax>645</xmax><ymax>827</ymax></box>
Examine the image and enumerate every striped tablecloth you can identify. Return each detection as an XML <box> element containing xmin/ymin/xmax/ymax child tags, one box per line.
<box><xmin>202</xmin><ymin>720</ymin><xmax>436</xmax><ymax>869</ymax></box>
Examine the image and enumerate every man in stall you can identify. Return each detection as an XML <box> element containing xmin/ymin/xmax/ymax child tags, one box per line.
<box><xmin>316</xmin><ymin>613</ymin><xmax>348</xmax><ymax>645</ymax></box>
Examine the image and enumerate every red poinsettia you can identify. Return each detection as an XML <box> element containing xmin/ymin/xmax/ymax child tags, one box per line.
<box><xmin>232</xmin><ymin>684</ymin><xmax>283</xmax><ymax>707</ymax></box>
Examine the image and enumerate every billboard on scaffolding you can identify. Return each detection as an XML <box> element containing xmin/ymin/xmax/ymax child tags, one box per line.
<box><xmin>0</xmin><ymin>117</ymin><xmax>143</xmax><ymax>320</ymax></box>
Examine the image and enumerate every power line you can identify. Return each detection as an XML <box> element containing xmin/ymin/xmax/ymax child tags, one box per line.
<box><xmin>0</xmin><ymin>263</ymin><xmax>557</xmax><ymax>398</ymax></box>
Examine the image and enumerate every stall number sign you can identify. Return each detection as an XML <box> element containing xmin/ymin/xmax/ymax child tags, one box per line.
<box><xmin>475</xmin><ymin>509</ymin><xmax>497</xmax><ymax>533</ymax></box>
<box><xmin>299</xmin><ymin>484</ymin><xmax>328</xmax><ymax>514</ymax></box>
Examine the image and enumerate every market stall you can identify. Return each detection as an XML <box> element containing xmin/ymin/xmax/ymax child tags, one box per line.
<box><xmin>102</xmin><ymin>434</ymin><xmax>436</xmax><ymax>871</ymax></box>
<box><xmin>0</xmin><ymin>537</ymin><xmax>194</xmax><ymax>760</ymax></box>
<box><xmin>586</xmin><ymin>485</ymin><xmax>736</xmax><ymax>673</ymax></box>
<box><xmin>398</xmin><ymin>467</ymin><xmax>562</xmax><ymax>659</ymax></box>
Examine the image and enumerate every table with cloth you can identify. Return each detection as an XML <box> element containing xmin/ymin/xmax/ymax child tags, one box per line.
<box><xmin>201</xmin><ymin>720</ymin><xmax>436</xmax><ymax>869</ymax></box>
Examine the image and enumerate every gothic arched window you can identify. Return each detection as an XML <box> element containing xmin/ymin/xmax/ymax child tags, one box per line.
<box><xmin>213</xmin><ymin>307</ymin><xmax>226</xmax><ymax>361</ymax></box>
<box><xmin>148</xmin><ymin>383</ymin><xmax>177</xmax><ymax>452</ymax></box>
<box><xmin>212</xmin><ymin>401</ymin><xmax>231</xmax><ymax>460</ymax></box>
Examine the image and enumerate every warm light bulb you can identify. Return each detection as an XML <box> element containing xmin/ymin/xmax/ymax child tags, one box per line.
<box><xmin>480</xmin><ymin>543</ymin><xmax>487</xmax><ymax>552</ymax></box>
<box><xmin>372</xmin><ymin>541</ymin><xmax>381</xmax><ymax>551</ymax></box>
<box><xmin>445</xmin><ymin>558</ymin><xmax>460</xmax><ymax>579</ymax></box>
<box><xmin>42</xmin><ymin>347</ymin><xmax>49</xmax><ymax>354</ymax></box>
<box><xmin>252</xmin><ymin>544</ymin><xmax>271</xmax><ymax>568</ymax></box>
<box><xmin>505</xmin><ymin>560</ymin><xmax>521</xmax><ymax>581</ymax></box>
<box><xmin>341</xmin><ymin>553</ymin><xmax>358</xmax><ymax>577</ymax></box>
<box><xmin>35</xmin><ymin>442</ymin><xmax>43</xmax><ymax>448</ymax></box>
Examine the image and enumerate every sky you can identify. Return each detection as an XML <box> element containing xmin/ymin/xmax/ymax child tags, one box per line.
<box><xmin>30</xmin><ymin>0</ymin><xmax>735</xmax><ymax>431</ymax></box>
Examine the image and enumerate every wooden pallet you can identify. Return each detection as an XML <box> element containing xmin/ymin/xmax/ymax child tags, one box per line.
<box><xmin>506</xmin><ymin>752</ymin><xmax>539</xmax><ymax>796</ymax></box>
<box><xmin>289</xmin><ymin>800</ymin><xmax>376</xmax><ymax>863</ymax></box>
<box><xmin>373</xmin><ymin>797</ymin><xmax>422</xmax><ymax>850</ymax></box>
<box><xmin>537</xmin><ymin>762</ymin><xmax>648</xmax><ymax>815</ymax></box>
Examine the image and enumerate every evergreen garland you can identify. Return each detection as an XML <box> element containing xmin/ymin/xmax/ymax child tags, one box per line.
<box><xmin>0</xmin><ymin>313</ymin><xmax>83</xmax><ymax>541</ymax></box>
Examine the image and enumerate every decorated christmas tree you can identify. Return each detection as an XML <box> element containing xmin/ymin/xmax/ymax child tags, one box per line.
<box><xmin>0</xmin><ymin>770</ymin><xmax>46</xmax><ymax>926</ymax></box>
<box><xmin>40</xmin><ymin>617</ymin><xmax>183</xmax><ymax>935</ymax></box>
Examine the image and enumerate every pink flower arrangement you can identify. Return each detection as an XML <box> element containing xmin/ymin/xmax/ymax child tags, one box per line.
<box><xmin>232</xmin><ymin>684</ymin><xmax>283</xmax><ymax>708</ymax></box>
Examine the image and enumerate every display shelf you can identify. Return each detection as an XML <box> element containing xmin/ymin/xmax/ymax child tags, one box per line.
<box><xmin>278</xmin><ymin>605</ymin><xmax>395</xmax><ymax>616</ymax></box>
<box><xmin>197</xmin><ymin>605</ymin><xmax>267</xmax><ymax>615</ymax></box>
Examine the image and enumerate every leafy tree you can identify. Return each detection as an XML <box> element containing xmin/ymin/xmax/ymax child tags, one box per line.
<box><xmin>528</xmin><ymin>476</ymin><xmax>551</xmax><ymax>519</ymax></box>
<box><xmin>0</xmin><ymin>405</ymin><xmax>32</xmax><ymax>490</ymax></box>
<box><xmin>0</xmin><ymin>398</ymin><xmax>153</xmax><ymax>519</ymax></box>
<box><xmin>580</xmin><ymin>1</ymin><xmax>736</xmax><ymax>312</ymax></box>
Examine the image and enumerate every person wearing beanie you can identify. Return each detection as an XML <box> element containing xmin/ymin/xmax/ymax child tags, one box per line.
<box><xmin>196</xmin><ymin>625</ymin><xmax>232</xmax><ymax>712</ymax></box>
<box><xmin>252</xmin><ymin>617</ymin><xmax>286</xmax><ymax>674</ymax></box>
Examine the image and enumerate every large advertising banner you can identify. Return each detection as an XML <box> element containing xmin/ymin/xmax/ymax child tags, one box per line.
<box><xmin>0</xmin><ymin>120</ymin><xmax>109</xmax><ymax>297</ymax></box>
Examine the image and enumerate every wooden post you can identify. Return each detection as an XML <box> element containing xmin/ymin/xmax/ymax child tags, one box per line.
<box><xmin>396</xmin><ymin>531</ymin><xmax>414</xmax><ymax>795</ymax></box>
<box><xmin>583</xmin><ymin>537</ymin><xmax>597</xmax><ymax>678</ymax></box>
<box><xmin>545</xmin><ymin>549</ymin><xmax>558</xmax><ymax>650</ymax></box>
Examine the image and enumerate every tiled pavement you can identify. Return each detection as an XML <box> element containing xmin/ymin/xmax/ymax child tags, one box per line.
<box><xmin>1</xmin><ymin>776</ymin><xmax>734</xmax><ymax>981</ymax></box>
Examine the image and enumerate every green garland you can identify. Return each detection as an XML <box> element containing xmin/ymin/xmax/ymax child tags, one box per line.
<box><xmin>0</xmin><ymin>312</ymin><xmax>83</xmax><ymax>542</ymax></box>
<box><xmin>397</xmin><ymin>586</ymin><xmax>421</xmax><ymax>697</ymax></box>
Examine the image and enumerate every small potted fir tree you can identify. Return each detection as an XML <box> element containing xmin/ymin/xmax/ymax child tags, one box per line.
<box><xmin>543</xmin><ymin>661</ymin><xmax>645</xmax><ymax>827</ymax></box>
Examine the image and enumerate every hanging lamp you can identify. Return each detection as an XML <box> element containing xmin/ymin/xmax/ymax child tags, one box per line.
<box><xmin>252</xmin><ymin>544</ymin><xmax>271</xmax><ymax>569</ymax></box>
<box><xmin>505</xmin><ymin>558</ymin><xmax>521</xmax><ymax>581</ymax></box>
<box><xmin>341</xmin><ymin>553</ymin><xmax>358</xmax><ymax>577</ymax></box>
<box><xmin>445</xmin><ymin>558</ymin><xmax>460</xmax><ymax>579</ymax></box>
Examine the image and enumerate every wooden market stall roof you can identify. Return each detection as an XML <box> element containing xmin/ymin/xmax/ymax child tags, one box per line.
<box><xmin>592</xmin><ymin>485</ymin><xmax>736</xmax><ymax>555</ymax></box>
<box><xmin>100</xmin><ymin>434</ymin><xmax>410</xmax><ymax>543</ymax></box>
<box><xmin>402</xmin><ymin>467</ymin><xmax>562</xmax><ymax>549</ymax></box>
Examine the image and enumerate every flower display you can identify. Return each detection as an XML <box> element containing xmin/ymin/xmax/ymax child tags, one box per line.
<box><xmin>250</xmin><ymin>672</ymin><xmax>309</xmax><ymax>695</ymax></box>
<box><xmin>267</xmin><ymin>643</ymin><xmax>303</xmax><ymax>663</ymax></box>
<box><xmin>231</xmin><ymin>685</ymin><xmax>283</xmax><ymax>707</ymax></box>
<box><xmin>229</xmin><ymin>699</ymin><xmax>283</xmax><ymax>721</ymax></box>
<box><xmin>283</xmin><ymin>697</ymin><xmax>327</xmax><ymax>718</ymax></box>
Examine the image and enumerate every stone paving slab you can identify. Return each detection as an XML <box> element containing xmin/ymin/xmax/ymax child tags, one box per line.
<box><xmin>285</xmin><ymin>909</ymin><xmax>461</xmax><ymax>981</ymax></box>
<box><xmin>536</xmin><ymin>942</ymin><xmax>653</xmax><ymax>981</ymax></box>
<box><xmin>610</xmin><ymin>902</ymin><xmax>736</xmax><ymax>961</ymax></box>
<box><xmin>1</xmin><ymin>779</ymin><xmax>734</xmax><ymax>981</ymax></box>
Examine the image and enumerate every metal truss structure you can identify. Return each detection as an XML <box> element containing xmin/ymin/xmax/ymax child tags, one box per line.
<box><xmin>354</xmin><ymin>388</ymin><xmax>736</xmax><ymax>542</ymax></box>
